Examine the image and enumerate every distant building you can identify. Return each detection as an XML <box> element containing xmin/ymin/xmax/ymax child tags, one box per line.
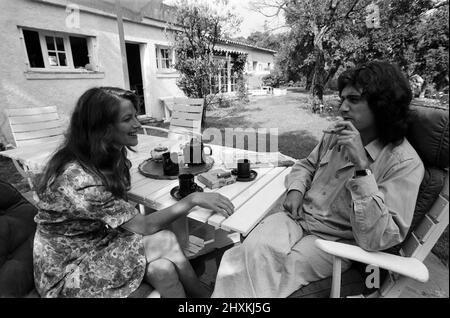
<box><xmin>0</xmin><ymin>0</ymin><xmax>275</xmax><ymax>145</ymax></box>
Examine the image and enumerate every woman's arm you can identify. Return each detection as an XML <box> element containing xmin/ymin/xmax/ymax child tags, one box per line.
<box><xmin>121</xmin><ymin>196</ymin><xmax>194</xmax><ymax>235</ymax></box>
<box><xmin>121</xmin><ymin>192</ymin><xmax>234</xmax><ymax>236</ymax></box>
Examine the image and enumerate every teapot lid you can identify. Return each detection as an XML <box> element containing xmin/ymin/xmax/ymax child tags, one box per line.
<box><xmin>189</xmin><ymin>137</ymin><xmax>201</xmax><ymax>143</ymax></box>
<box><xmin>154</xmin><ymin>145</ymin><xmax>168</xmax><ymax>151</ymax></box>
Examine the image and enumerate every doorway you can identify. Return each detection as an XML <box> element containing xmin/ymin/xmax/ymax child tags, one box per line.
<box><xmin>126</xmin><ymin>42</ymin><xmax>145</xmax><ymax>115</ymax></box>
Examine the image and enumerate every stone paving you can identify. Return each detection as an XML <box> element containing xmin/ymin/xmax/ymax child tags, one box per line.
<box><xmin>191</xmin><ymin>243</ymin><xmax>449</xmax><ymax>298</ymax></box>
<box><xmin>400</xmin><ymin>253</ymin><xmax>449</xmax><ymax>298</ymax></box>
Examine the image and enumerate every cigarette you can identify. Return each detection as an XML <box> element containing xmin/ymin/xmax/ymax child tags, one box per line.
<box><xmin>323</xmin><ymin>127</ymin><xmax>345</xmax><ymax>134</ymax></box>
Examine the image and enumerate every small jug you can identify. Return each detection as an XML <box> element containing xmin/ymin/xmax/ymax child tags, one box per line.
<box><xmin>151</xmin><ymin>145</ymin><xmax>169</xmax><ymax>161</ymax></box>
<box><xmin>182</xmin><ymin>138</ymin><xmax>212</xmax><ymax>165</ymax></box>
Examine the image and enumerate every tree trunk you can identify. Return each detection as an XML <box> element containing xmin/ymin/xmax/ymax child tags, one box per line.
<box><xmin>311</xmin><ymin>46</ymin><xmax>326</xmax><ymax>112</ymax></box>
<box><xmin>201</xmin><ymin>97</ymin><xmax>207</xmax><ymax>130</ymax></box>
<box><xmin>305</xmin><ymin>69</ymin><xmax>313</xmax><ymax>91</ymax></box>
<box><xmin>201</xmin><ymin>77</ymin><xmax>208</xmax><ymax>130</ymax></box>
<box><xmin>309</xmin><ymin>22</ymin><xmax>328</xmax><ymax>113</ymax></box>
<box><xmin>325</xmin><ymin>61</ymin><xmax>340</xmax><ymax>89</ymax></box>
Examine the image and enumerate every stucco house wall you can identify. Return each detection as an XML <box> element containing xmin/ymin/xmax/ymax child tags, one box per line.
<box><xmin>0</xmin><ymin>0</ymin><xmax>276</xmax><ymax>145</ymax></box>
<box><xmin>0</xmin><ymin>0</ymin><xmax>182</xmax><ymax>145</ymax></box>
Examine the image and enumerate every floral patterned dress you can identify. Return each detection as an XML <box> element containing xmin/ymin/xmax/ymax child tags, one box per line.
<box><xmin>33</xmin><ymin>162</ymin><xmax>146</xmax><ymax>298</ymax></box>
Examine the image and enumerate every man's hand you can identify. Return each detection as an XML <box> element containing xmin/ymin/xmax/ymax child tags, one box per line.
<box><xmin>328</xmin><ymin>121</ymin><xmax>370</xmax><ymax>170</ymax></box>
<box><xmin>187</xmin><ymin>192</ymin><xmax>235</xmax><ymax>218</ymax></box>
<box><xmin>283</xmin><ymin>190</ymin><xmax>303</xmax><ymax>219</ymax></box>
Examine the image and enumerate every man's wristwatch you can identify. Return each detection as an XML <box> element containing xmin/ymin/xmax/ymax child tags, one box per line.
<box><xmin>354</xmin><ymin>168</ymin><xmax>372</xmax><ymax>178</ymax></box>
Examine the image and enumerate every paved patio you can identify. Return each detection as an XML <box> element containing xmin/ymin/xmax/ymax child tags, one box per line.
<box><xmin>400</xmin><ymin>253</ymin><xmax>449</xmax><ymax>298</ymax></box>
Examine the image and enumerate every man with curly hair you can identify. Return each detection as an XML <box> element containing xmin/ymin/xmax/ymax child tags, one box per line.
<box><xmin>212</xmin><ymin>61</ymin><xmax>425</xmax><ymax>298</ymax></box>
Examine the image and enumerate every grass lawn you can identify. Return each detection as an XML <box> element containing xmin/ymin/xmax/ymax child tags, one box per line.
<box><xmin>203</xmin><ymin>92</ymin><xmax>341</xmax><ymax>159</ymax></box>
<box><xmin>0</xmin><ymin>91</ymin><xmax>448</xmax><ymax>267</ymax></box>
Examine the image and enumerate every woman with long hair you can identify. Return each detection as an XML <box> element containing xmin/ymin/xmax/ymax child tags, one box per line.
<box><xmin>33</xmin><ymin>87</ymin><xmax>234</xmax><ymax>298</ymax></box>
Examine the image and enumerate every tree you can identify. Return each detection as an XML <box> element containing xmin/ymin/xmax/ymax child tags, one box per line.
<box><xmin>253</xmin><ymin>0</ymin><xmax>372</xmax><ymax>109</ymax></box>
<box><xmin>348</xmin><ymin>0</ymin><xmax>448</xmax><ymax>91</ymax></box>
<box><xmin>244</xmin><ymin>31</ymin><xmax>287</xmax><ymax>51</ymax></box>
<box><xmin>253</xmin><ymin>0</ymin><xmax>449</xmax><ymax>108</ymax></box>
<box><xmin>286</xmin><ymin>0</ymin><xmax>376</xmax><ymax>108</ymax></box>
<box><xmin>169</xmin><ymin>0</ymin><xmax>242</xmax><ymax>128</ymax></box>
<box><xmin>414</xmin><ymin>3</ymin><xmax>449</xmax><ymax>91</ymax></box>
<box><xmin>275</xmin><ymin>31</ymin><xmax>314</xmax><ymax>87</ymax></box>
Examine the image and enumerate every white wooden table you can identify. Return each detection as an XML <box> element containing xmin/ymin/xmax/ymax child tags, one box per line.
<box><xmin>1</xmin><ymin>134</ymin><xmax>293</xmax><ymax>258</ymax></box>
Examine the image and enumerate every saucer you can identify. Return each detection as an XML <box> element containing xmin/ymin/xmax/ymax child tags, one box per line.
<box><xmin>170</xmin><ymin>184</ymin><xmax>204</xmax><ymax>200</ymax></box>
<box><xmin>150</xmin><ymin>157</ymin><xmax>163</xmax><ymax>163</ymax></box>
<box><xmin>230</xmin><ymin>169</ymin><xmax>258</xmax><ymax>182</ymax></box>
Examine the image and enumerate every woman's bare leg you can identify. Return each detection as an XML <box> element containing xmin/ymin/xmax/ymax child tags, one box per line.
<box><xmin>143</xmin><ymin>230</ymin><xmax>211</xmax><ymax>298</ymax></box>
<box><xmin>145</xmin><ymin>258</ymin><xmax>186</xmax><ymax>298</ymax></box>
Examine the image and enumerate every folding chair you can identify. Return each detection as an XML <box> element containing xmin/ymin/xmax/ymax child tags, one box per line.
<box><xmin>4</xmin><ymin>106</ymin><xmax>65</xmax><ymax>194</ymax></box>
<box><xmin>289</xmin><ymin>100</ymin><xmax>449</xmax><ymax>298</ymax></box>
<box><xmin>141</xmin><ymin>97</ymin><xmax>204</xmax><ymax>141</ymax></box>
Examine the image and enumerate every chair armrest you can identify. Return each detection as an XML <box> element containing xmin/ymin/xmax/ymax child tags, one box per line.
<box><xmin>141</xmin><ymin>126</ymin><xmax>202</xmax><ymax>138</ymax></box>
<box><xmin>4</xmin><ymin>143</ymin><xmax>15</xmax><ymax>150</ymax></box>
<box><xmin>141</xmin><ymin>125</ymin><xmax>170</xmax><ymax>134</ymax></box>
<box><xmin>141</xmin><ymin>126</ymin><xmax>204</xmax><ymax>144</ymax></box>
<box><xmin>315</xmin><ymin>239</ymin><xmax>429</xmax><ymax>283</ymax></box>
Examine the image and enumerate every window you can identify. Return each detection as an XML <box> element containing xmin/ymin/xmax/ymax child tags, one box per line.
<box><xmin>245</xmin><ymin>61</ymin><xmax>251</xmax><ymax>73</ymax></box>
<box><xmin>70</xmin><ymin>36</ymin><xmax>90</xmax><ymax>68</ymax></box>
<box><xmin>210</xmin><ymin>59</ymin><xmax>228</xmax><ymax>94</ymax></box>
<box><xmin>230</xmin><ymin>73</ymin><xmax>238</xmax><ymax>92</ymax></box>
<box><xmin>209</xmin><ymin>58</ymin><xmax>242</xmax><ymax>93</ymax></box>
<box><xmin>23</xmin><ymin>30</ymin><xmax>44</xmax><ymax>68</ymax></box>
<box><xmin>155</xmin><ymin>46</ymin><xmax>173</xmax><ymax>70</ymax></box>
<box><xmin>45</xmin><ymin>35</ymin><xmax>67</xmax><ymax>67</ymax></box>
<box><xmin>252</xmin><ymin>61</ymin><xmax>258</xmax><ymax>71</ymax></box>
<box><xmin>219</xmin><ymin>64</ymin><xmax>228</xmax><ymax>92</ymax></box>
<box><xmin>230</xmin><ymin>63</ymin><xmax>238</xmax><ymax>92</ymax></box>
<box><xmin>22</xmin><ymin>28</ymin><xmax>93</xmax><ymax>70</ymax></box>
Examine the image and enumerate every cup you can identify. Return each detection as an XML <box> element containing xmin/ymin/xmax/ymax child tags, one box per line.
<box><xmin>237</xmin><ymin>159</ymin><xmax>251</xmax><ymax>178</ymax></box>
<box><xmin>178</xmin><ymin>173</ymin><xmax>197</xmax><ymax>197</ymax></box>
<box><xmin>162</xmin><ymin>152</ymin><xmax>179</xmax><ymax>176</ymax></box>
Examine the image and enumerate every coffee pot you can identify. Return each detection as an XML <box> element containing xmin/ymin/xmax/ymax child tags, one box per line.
<box><xmin>182</xmin><ymin>138</ymin><xmax>212</xmax><ymax>165</ymax></box>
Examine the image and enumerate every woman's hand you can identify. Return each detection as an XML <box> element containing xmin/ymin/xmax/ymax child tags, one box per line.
<box><xmin>283</xmin><ymin>190</ymin><xmax>303</xmax><ymax>219</ymax></box>
<box><xmin>187</xmin><ymin>192</ymin><xmax>235</xmax><ymax>218</ymax></box>
<box><xmin>328</xmin><ymin>121</ymin><xmax>370</xmax><ymax>170</ymax></box>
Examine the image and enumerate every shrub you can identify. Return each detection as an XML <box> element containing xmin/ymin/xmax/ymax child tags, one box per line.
<box><xmin>205</xmin><ymin>93</ymin><xmax>236</xmax><ymax>109</ymax></box>
<box><xmin>262</xmin><ymin>72</ymin><xmax>285</xmax><ymax>88</ymax></box>
<box><xmin>236</xmin><ymin>77</ymin><xmax>249</xmax><ymax>104</ymax></box>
